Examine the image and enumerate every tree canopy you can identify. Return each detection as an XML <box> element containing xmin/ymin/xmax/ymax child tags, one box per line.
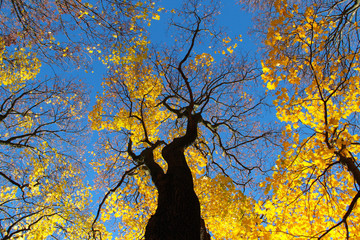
<box><xmin>1</xmin><ymin>0</ymin><xmax>360</xmax><ymax>239</ymax></box>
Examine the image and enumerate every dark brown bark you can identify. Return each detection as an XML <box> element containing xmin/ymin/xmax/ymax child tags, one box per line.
<box><xmin>143</xmin><ymin>114</ymin><xmax>209</xmax><ymax>240</ymax></box>
<box><xmin>338</xmin><ymin>151</ymin><xmax>360</xmax><ymax>187</ymax></box>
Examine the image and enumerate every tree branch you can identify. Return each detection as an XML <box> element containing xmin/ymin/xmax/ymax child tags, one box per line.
<box><xmin>318</xmin><ymin>190</ymin><xmax>360</xmax><ymax>239</ymax></box>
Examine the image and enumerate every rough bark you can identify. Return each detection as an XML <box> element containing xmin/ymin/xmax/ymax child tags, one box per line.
<box><xmin>143</xmin><ymin>114</ymin><xmax>209</xmax><ymax>240</ymax></box>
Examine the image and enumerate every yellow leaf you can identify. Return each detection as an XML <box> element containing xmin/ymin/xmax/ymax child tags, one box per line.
<box><xmin>152</xmin><ymin>13</ymin><xmax>160</xmax><ymax>20</ymax></box>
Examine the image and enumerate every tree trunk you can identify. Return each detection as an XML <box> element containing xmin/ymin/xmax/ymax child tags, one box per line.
<box><xmin>143</xmin><ymin>114</ymin><xmax>210</xmax><ymax>240</ymax></box>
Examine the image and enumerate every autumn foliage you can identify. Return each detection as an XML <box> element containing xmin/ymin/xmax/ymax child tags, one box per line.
<box><xmin>1</xmin><ymin>0</ymin><xmax>360</xmax><ymax>239</ymax></box>
<box><xmin>258</xmin><ymin>0</ymin><xmax>360</xmax><ymax>238</ymax></box>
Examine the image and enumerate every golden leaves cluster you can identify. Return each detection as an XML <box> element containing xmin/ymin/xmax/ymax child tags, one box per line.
<box><xmin>260</xmin><ymin>0</ymin><xmax>360</xmax><ymax>238</ymax></box>
<box><xmin>0</xmin><ymin>39</ymin><xmax>41</xmax><ymax>90</ymax></box>
<box><xmin>89</xmin><ymin>38</ymin><xmax>171</xmax><ymax>145</ymax></box>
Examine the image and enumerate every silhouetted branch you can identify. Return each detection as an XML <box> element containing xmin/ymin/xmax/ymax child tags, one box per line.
<box><xmin>91</xmin><ymin>164</ymin><xmax>141</xmax><ymax>239</ymax></box>
<box><xmin>318</xmin><ymin>190</ymin><xmax>360</xmax><ymax>239</ymax></box>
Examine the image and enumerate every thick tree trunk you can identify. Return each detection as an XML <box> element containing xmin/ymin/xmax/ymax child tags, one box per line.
<box><xmin>143</xmin><ymin>114</ymin><xmax>209</xmax><ymax>240</ymax></box>
<box><xmin>144</xmin><ymin>153</ymin><xmax>201</xmax><ymax>239</ymax></box>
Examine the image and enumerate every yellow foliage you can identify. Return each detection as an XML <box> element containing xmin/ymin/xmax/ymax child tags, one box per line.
<box><xmin>261</xmin><ymin>0</ymin><xmax>360</xmax><ymax>238</ymax></box>
<box><xmin>0</xmin><ymin>39</ymin><xmax>41</xmax><ymax>90</ymax></box>
<box><xmin>0</xmin><ymin>143</ymin><xmax>93</xmax><ymax>239</ymax></box>
<box><xmin>196</xmin><ymin>175</ymin><xmax>267</xmax><ymax>239</ymax></box>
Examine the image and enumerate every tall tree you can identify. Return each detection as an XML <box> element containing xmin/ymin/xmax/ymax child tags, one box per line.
<box><xmin>0</xmin><ymin>76</ymin><xmax>91</xmax><ymax>238</ymax></box>
<box><xmin>0</xmin><ymin>0</ymin><xmax>161</xmax><ymax>239</ymax></box>
<box><xmin>90</xmin><ymin>0</ymin><xmax>271</xmax><ymax>239</ymax></box>
<box><xmin>249</xmin><ymin>0</ymin><xmax>360</xmax><ymax>238</ymax></box>
<box><xmin>1</xmin><ymin>0</ymin><xmax>284</xmax><ymax>239</ymax></box>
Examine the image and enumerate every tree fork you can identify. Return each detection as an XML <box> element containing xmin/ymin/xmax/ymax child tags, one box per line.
<box><xmin>144</xmin><ymin>113</ymin><xmax>210</xmax><ymax>240</ymax></box>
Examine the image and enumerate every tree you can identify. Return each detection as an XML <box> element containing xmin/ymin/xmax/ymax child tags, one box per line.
<box><xmin>252</xmin><ymin>0</ymin><xmax>360</xmax><ymax>238</ymax></box>
<box><xmin>89</xmin><ymin>0</ymin><xmax>271</xmax><ymax>239</ymax></box>
<box><xmin>0</xmin><ymin>72</ymin><xmax>91</xmax><ymax>238</ymax></box>
<box><xmin>0</xmin><ymin>1</ymin><xmax>161</xmax><ymax>239</ymax></box>
<box><xmin>2</xmin><ymin>0</ymin><xmax>293</xmax><ymax>239</ymax></box>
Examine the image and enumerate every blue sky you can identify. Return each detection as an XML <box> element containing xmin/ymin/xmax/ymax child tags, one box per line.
<box><xmin>150</xmin><ymin>1</ymin><xmax>255</xmax><ymax>42</ymax></box>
